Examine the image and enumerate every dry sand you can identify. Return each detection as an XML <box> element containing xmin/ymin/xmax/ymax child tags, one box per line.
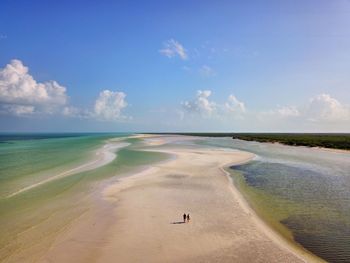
<box><xmin>99</xmin><ymin>136</ymin><xmax>321</xmax><ymax>263</ymax></box>
<box><xmin>40</xmin><ymin>135</ymin><xmax>323</xmax><ymax>263</ymax></box>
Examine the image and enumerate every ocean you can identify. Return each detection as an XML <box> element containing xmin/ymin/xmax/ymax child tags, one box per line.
<box><xmin>1</xmin><ymin>134</ymin><xmax>350</xmax><ymax>262</ymax></box>
<box><xmin>0</xmin><ymin>133</ymin><xmax>167</xmax><ymax>262</ymax></box>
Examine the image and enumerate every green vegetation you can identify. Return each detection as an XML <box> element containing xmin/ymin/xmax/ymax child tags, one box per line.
<box><xmin>231</xmin><ymin>133</ymin><xmax>350</xmax><ymax>150</ymax></box>
<box><xmin>151</xmin><ymin>133</ymin><xmax>350</xmax><ymax>150</ymax></box>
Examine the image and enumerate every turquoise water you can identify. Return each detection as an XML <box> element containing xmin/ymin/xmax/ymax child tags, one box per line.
<box><xmin>199</xmin><ymin>138</ymin><xmax>350</xmax><ymax>263</ymax></box>
<box><xmin>3</xmin><ymin>134</ymin><xmax>350</xmax><ymax>262</ymax></box>
<box><xmin>0</xmin><ymin>133</ymin><xmax>168</xmax><ymax>262</ymax></box>
<box><xmin>0</xmin><ymin>133</ymin><xmax>115</xmax><ymax>198</ymax></box>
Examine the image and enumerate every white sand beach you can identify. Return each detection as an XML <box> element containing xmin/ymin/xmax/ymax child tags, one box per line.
<box><xmin>39</xmin><ymin>135</ymin><xmax>323</xmax><ymax>263</ymax></box>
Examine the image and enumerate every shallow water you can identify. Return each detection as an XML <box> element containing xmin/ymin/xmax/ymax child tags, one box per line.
<box><xmin>2</xmin><ymin>134</ymin><xmax>350</xmax><ymax>262</ymax></box>
<box><xmin>199</xmin><ymin>138</ymin><xmax>350</xmax><ymax>263</ymax></box>
<box><xmin>0</xmin><ymin>133</ymin><xmax>168</xmax><ymax>262</ymax></box>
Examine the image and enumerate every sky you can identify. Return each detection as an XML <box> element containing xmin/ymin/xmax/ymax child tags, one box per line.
<box><xmin>1</xmin><ymin>0</ymin><xmax>350</xmax><ymax>132</ymax></box>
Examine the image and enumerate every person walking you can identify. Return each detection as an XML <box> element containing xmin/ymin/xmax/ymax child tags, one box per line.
<box><xmin>183</xmin><ymin>213</ymin><xmax>186</xmax><ymax>223</ymax></box>
<box><xmin>186</xmin><ymin>214</ymin><xmax>190</xmax><ymax>223</ymax></box>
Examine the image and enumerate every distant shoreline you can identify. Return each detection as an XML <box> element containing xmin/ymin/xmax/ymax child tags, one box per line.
<box><xmin>148</xmin><ymin>133</ymin><xmax>350</xmax><ymax>151</ymax></box>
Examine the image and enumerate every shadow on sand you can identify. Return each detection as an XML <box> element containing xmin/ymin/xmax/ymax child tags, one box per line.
<box><xmin>171</xmin><ymin>221</ymin><xmax>186</xmax><ymax>224</ymax></box>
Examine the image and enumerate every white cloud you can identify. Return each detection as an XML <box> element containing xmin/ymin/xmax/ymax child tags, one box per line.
<box><xmin>0</xmin><ymin>105</ymin><xmax>35</xmax><ymax>116</ymax></box>
<box><xmin>225</xmin><ymin>94</ymin><xmax>246</xmax><ymax>113</ymax></box>
<box><xmin>63</xmin><ymin>90</ymin><xmax>130</xmax><ymax>121</ymax></box>
<box><xmin>0</xmin><ymin>59</ymin><xmax>68</xmax><ymax>115</ymax></box>
<box><xmin>94</xmin><ymin>90</ymin><xmax>128</xmax><ymax>121</ymax></box>
<box><xmin>0</xmin><ymin>59</ymin><xmax>130</xmax><ymax>122</ymax></box>
<box><xmin>182</xmin><ymin>90</ymin><xmax>216</xmax><ymax>117</ymax></box>
<box><xmin>181</xmin><ymin>90</ymin><xmax>247</xmax><ymax>121</ymax></box>
<box><xmin>305</xmin><ymin>93</ymin><xmax>350</xmax><ymax>122</ymax></box>
<box><xmin>260</xmin><ymin>94</ymin><xmax>350</xmax><ymax>125</ymax></box>
<box><xmin>159</xmin><ymin>39</ymin><xmax>188</xmax><ymax>60</ymax></box>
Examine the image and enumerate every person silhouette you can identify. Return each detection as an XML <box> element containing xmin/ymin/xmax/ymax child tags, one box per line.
<box><xmin>183</xmin><ymin>213</ymin><xmax>186</xmax><ymax>223</ymax></box>
<box><xmin>186</xmin><ymin>214</ymin><xmax>190</xmax><ymax>223</ymax></box>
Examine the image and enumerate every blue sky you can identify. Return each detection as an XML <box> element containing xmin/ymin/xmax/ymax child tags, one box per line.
<box><xmin>1</xmin><ymin>0</ymin><xmax>350</xmax><ymax>132</ymax></box>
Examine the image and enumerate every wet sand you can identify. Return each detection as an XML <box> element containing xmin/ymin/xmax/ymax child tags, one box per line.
<box><xmin>6</xmin><ymin>140</ymin><xmax>129</xmax><ymax>199</ymax></box>
<box><xmin>40</xmin><ymin>135</ymin><xmax>323</xmax><ymax>263</ymax></box>
<box><xmin>98</xmin><ymin>136</ymin><xmax>321</xmax><ymax>262</ymax></box>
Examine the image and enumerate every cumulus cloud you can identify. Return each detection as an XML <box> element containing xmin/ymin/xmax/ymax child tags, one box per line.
<box><xmin>93</xmin><ymin>90</ymin><xmax>128</xmax><ymax>121</ymax></box>
<box><xmin>182</xmin><ymin>90</ymin><xmax>216</xmax><ymax>117</ymax></box>
<box><xmin>305</xmin><ymin>94</ymin><xmax>350</xmax><ymax>122</ymax></box>
<box><xmin>63</xmin><ymin>90</ymin><xmax>130</xmax><ymax>121</ymax></box>
<box><xmin>0</xmin><ymin>59</ymin><xmax>68</xmax><ymax>115</ymax></box>
<box><xmin>261</xmin><ymin>94</ymin><xmax>350</xmax><ymax>124</ymax></box>
<box><xmin>181</xmin><ymin>90</ymin><xmax>246</xmax><ymax>121</ymax></box>
<box><xmin>159</xmin><ymin>39</ymin><xmax>188</xmax><ymax>60</ymax></box>
<box><xmin>225</xmin><ymin>95</ymin><xmax>246</xmax><ymax>113</ymax></box>
<box><xmin>0</xmin><ymin>59</ymin><xmax>130</xmax><ymax>122</ymax></box>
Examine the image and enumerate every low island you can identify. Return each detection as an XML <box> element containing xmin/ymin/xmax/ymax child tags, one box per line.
<box><xmin>153</xmin><ymin>133</ymin><xmax>350</xmax><ymax>150</ymax></box>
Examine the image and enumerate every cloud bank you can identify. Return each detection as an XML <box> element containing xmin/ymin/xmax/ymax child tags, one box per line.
<box><xmin>263</xmin><ymin>93</ymin><xmax>350</xmax><ymax>123</ymax></box>
<box><xmin>1</xmin><ymin>60</ymin><xmax>349</xmax><ymax>131</ymax></box>
<box><xmin>305</xmin><ymin>94</ymin><xmax>350</xmax><ymax>122</ymax></box>
<box><xmin>179</xmin><ymin>90</ymin><xmax>349</xmax><ymax>131</ymax></box>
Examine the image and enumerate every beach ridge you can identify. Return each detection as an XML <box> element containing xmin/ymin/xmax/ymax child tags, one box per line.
<box><xmin>92</xmin><ymin>135</ymin><xmax>321</xmax><ymax>262</ymax></box>
<box><xmin>38</xmin><ymin>135</ymin><xmax>325</xmax><ymax>263</ymax></box>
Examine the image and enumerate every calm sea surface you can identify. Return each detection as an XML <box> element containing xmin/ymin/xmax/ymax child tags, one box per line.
<box><xmin>199</xmin><ymin>137</ymin><xmax>350</xmax><ymax>263</ymax></box>
<box><xmin>0</xmin><ymin>133</ymin><xmax>167</xmax><ymax>262</ymax></box>
<box><xmin>2</xmin><ymin>134</ymin><xmax>349</xmax><ymax>263</ymax></box>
